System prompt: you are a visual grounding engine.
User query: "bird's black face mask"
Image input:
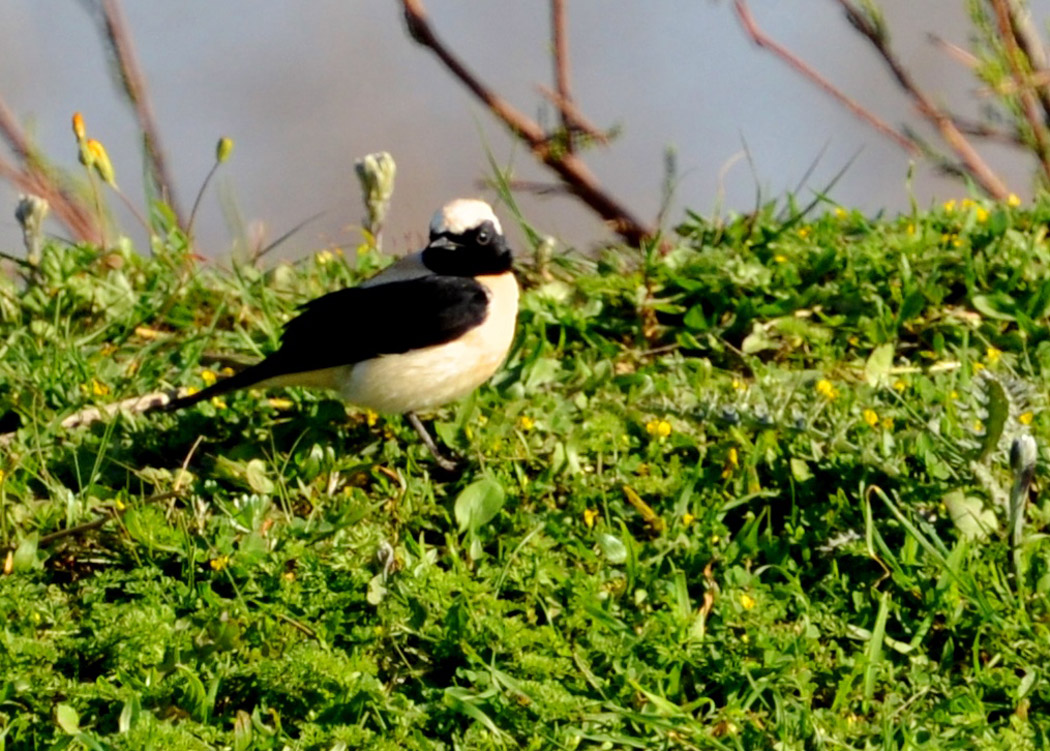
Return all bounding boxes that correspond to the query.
[422,221,513,276]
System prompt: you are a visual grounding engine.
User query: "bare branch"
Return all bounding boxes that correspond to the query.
[400,0,654,247]
[988,0,1050,182]
[550,0,573,151]
[927,33,980,70]
[833,0,1010,199]
[1002,0,1050,122]
[535,84,610,145]
[734,0,919,155]
[99,0,184,226]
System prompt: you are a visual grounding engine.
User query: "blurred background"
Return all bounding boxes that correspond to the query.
[0,1,1046,258]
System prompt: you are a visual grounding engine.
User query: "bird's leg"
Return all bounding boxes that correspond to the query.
[405,411,463,475]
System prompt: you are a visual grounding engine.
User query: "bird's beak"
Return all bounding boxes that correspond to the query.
[426,235,459,251]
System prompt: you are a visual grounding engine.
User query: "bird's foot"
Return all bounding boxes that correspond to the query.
[405,411,467,479]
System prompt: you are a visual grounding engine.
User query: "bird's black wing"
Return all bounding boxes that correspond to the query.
[270,274,489,373]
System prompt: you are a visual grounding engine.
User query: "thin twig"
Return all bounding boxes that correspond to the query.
[535,84,610,145]
[400,0,654,246]
[99,0,184,227]
[36,490,180,547]
[989,0,1050,182]
[833,0,1010,199]
[550,0,573,151]
[948,116,1025,147]
[1002,0,1050,123]
[734,0,918,155]
[927,33,980,70]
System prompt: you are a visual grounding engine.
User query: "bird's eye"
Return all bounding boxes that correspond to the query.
[476,229,491,245]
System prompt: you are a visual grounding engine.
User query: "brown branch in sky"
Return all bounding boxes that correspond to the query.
[988,0,1050,182]
[734,0,919,155]
[833,0,1010,199]
[0,98,101,242]
[535,84,610,145]
[927,34,980,70]
[550,0,574,151]
[400,0,654,247]
[99,0,184,226]
[1002,0,1050,123]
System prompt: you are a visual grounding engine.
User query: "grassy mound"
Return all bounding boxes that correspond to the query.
[2,198,1050,749]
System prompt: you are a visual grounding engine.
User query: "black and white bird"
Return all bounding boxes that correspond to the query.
[165,198,519,472]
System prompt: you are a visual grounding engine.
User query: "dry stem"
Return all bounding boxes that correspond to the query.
[832,0,1009,199]
[733,0,918,155]
[400,0,654,246]
[99,0,184,227]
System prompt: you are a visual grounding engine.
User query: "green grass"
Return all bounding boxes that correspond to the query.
[2,196,1050,749]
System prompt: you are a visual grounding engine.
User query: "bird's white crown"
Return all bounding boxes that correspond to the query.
[430,199,502,237]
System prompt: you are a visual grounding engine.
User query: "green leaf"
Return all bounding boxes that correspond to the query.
[864,343,895,388]
[944,490,998,541]
[598,532,627,564]
[971,293,1016,321]
[454,478,505,534]
[790,457,813,482]
[980,377,1009,460]
[244,458,275,494]
[55,703,79,735]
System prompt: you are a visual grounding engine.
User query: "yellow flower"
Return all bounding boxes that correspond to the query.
[72,111,86,141]
[0,469,5,484]
[985,346,1001,365]
[1020,412,1034,426]
[91,378,110,397]
[815,379,839,400]
[731,377,746,391]
[183,386,200,397]
[1008,193,1022,207]
[220,366,235,377]
[863,408,879,428]
[583,508,598,529]
[682,512,695,527]
[364,408,379,427]
[114,498,126,511]
[210,555,230,571]
[975,206,989,223]
[773,254,788,263]
[906,222,915,235]
[268,397,294,410]
[881,416,894,430]
[316,250,334,264]
[943,199,956,213]
[740,593,756,610]
[210,397,227,410]
[834,207,847,219]
[973,419,985,433]
[722,447,739,479]
[85,138,117,186]
[796,227,810,239]
[201,369,217,386]
[216,136,234,163]
[973,361,986,372]
[645,419,672,438]
[893,380,907,392]
[961,198,975,209]
[710,535,720,544]
[517,415,535,432]
[948,390,959,401]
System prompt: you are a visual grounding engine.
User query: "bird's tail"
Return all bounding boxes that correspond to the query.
[163,361,280,412]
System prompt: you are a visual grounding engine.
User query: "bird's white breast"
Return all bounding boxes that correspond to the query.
[337,271,519,414]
